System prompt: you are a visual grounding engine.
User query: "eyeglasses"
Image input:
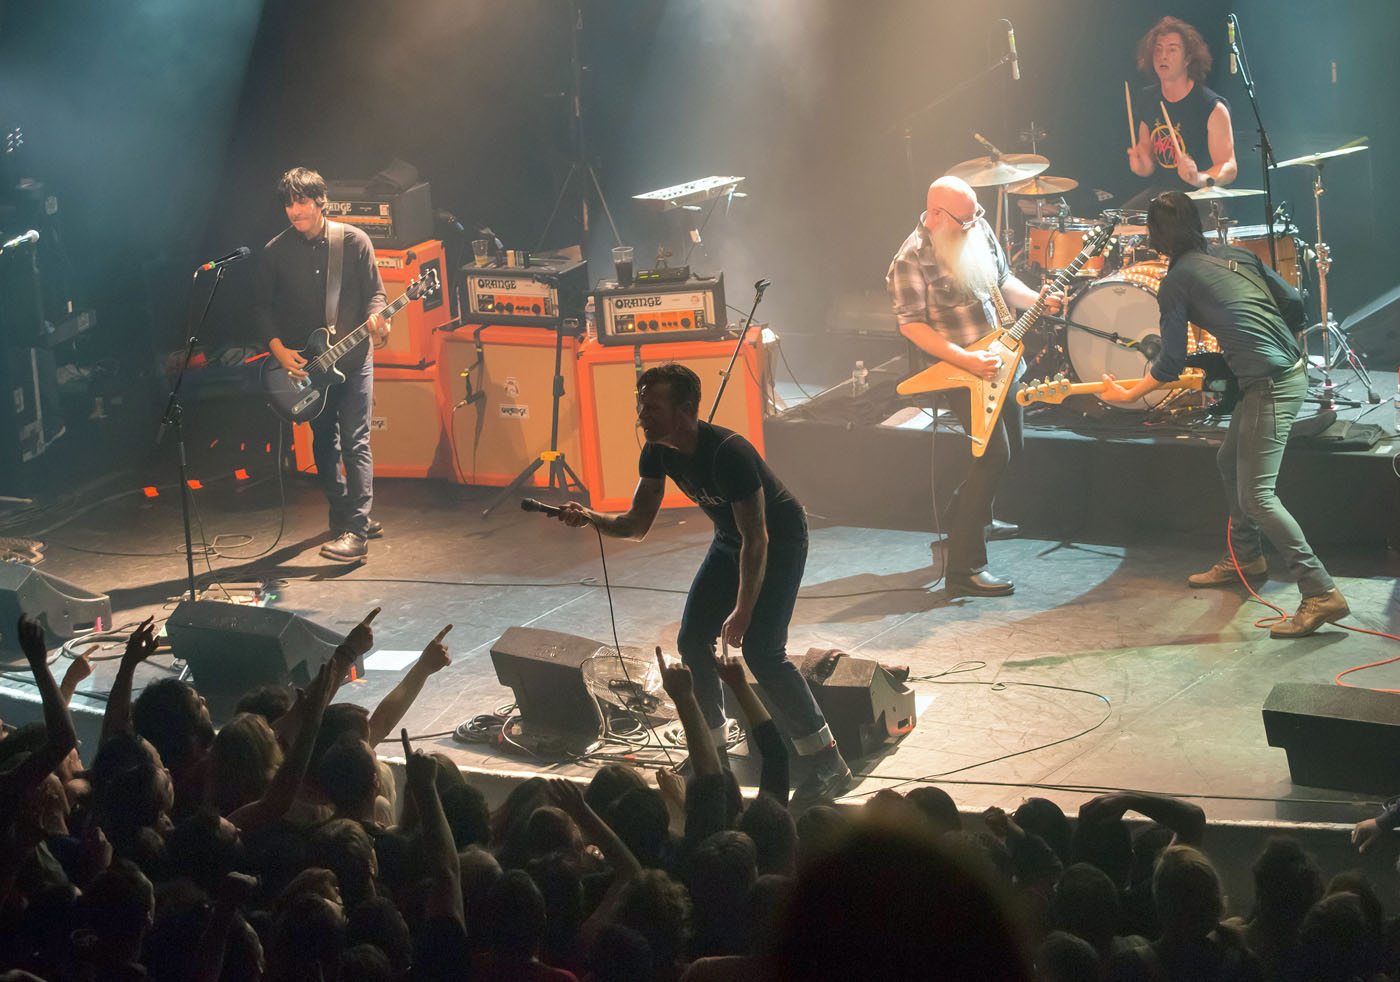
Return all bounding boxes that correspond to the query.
[933,203,985,231]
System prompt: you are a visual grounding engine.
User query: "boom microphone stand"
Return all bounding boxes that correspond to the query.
[158,265,228,603]
[708,279,769,423]
[1227,13,1279,268]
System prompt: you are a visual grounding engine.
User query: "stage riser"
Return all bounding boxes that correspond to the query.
[764,417,1400,547]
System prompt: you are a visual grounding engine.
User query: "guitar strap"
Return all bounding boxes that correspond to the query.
[325,220,346,334]
[1194,252,1275,309]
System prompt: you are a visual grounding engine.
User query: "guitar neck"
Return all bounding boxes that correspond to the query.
[309,291,416,372]
[1017,373,1204,406]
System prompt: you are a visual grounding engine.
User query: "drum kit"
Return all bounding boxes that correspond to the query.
[944,136,1376,413]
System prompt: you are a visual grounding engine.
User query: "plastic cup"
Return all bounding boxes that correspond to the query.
[612,245,634,287]
[472,239,490,267]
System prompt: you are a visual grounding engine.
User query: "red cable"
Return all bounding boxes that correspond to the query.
[1223,517,1400,688]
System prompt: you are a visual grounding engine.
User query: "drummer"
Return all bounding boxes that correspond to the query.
[1125,16,1237,205]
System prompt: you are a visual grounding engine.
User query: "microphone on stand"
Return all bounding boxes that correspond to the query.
[1006,21,1020,81]
[197,246,251,273]
[1228,17,1238,74]
[974,132,1003,158]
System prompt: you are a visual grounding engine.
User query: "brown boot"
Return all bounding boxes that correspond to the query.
[1187,556,1267,587]
[1270,588,1350,639]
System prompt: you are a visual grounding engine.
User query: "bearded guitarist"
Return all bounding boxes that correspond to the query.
[255,167,388,563]
[885,176,1064,597]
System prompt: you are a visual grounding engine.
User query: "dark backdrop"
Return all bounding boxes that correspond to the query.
[2,0,1396,372]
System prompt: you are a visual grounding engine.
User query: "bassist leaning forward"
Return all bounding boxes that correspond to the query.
[255,166,388,564]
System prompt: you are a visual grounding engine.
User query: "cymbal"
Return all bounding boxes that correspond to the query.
[1270,144,1368,170]
[946,153,1049,187]
[1186,186,1266,200]
[1006,175,1079,196]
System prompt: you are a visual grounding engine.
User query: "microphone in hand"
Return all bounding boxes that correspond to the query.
[520,498,562,517]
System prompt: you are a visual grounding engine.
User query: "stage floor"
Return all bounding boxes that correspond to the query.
[4,468,1399,834]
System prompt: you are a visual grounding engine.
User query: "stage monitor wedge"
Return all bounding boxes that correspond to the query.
[0,564,111,655]
[1263,682,1400,793]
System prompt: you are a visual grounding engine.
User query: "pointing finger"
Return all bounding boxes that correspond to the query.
[400,727,412,758]
[434,624,453,643]
[361,607,381,626]
[655,645,666,673]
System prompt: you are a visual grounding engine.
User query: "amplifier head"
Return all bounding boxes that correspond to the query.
[595,274,726,347]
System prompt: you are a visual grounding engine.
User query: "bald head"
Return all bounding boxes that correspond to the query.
[927,176,979,228]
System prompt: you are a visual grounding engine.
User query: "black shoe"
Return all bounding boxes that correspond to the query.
[793,748,854,803]
[320,531,368,563]
[947,570,1014,596]
[986,518,1021,540]
[365,519,383,539]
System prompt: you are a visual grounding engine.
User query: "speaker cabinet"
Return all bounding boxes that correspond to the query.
[796,649,918,761]
[0,565,111,655]
[437,325,583,487]
[372,239,450,368]
[490,625,604,755]
[166,600,359,720]
[1263,682,1400,793]
[574,330,767,511]
[290,364,453,479]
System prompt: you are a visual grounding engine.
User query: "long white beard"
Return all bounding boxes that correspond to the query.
[932,224,998,298]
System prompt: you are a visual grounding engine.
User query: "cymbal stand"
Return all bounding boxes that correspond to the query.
[1299,160,1378,408]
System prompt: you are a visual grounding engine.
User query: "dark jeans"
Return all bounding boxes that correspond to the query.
[676,529,833,756]
[1220,362,1334,597]
[940,369,1024,576]
[310,357,373,537]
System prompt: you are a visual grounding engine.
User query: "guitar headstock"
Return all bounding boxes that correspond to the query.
[406,267,441,301]
[1085,217,1116,257]
[1016,373,1074,406]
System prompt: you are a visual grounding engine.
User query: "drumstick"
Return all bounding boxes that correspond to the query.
[1125,81,1136,147]
[1159,100,1186,159]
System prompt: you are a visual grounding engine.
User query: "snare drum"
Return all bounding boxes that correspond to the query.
[1027,219,1107,277]
[1065,261,1214,409]
[1224,226,1301,286]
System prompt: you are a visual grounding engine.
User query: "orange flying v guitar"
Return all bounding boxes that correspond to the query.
[896,218,1116,456]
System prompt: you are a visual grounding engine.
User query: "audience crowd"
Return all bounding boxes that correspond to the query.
[2,608,1398,981]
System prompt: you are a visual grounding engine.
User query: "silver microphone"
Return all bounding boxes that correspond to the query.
[0,229,39,252]
[1228,18,1237,74]
[1006,22,1020,81]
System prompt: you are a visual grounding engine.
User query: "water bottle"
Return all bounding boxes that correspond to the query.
[851,360,868,396]
[585,295,597,342]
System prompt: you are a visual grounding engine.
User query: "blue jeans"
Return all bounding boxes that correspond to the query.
[310,357,373,537]
[1220,363,1334,597]
[676,528,834,756]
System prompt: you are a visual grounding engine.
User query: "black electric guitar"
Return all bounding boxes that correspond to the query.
[896,218,1116,456]
[261,268,439,423]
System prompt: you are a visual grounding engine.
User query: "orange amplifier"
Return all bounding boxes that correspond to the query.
[595,275,725,346]
[460,258,588,328]
[372,240,450,367]
[289,364,453,480]
[575,329,766,512]
[436,325,583,487]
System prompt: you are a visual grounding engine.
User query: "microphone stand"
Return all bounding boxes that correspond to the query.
[158,264,227,603]
[708,279,769,423]
[1228,14,1278,268]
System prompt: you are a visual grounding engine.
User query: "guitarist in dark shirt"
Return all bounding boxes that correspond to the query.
[255,167,388,563]
[1101,191,1349,638]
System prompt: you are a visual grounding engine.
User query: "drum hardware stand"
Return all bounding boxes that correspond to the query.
[1228,13,1281,267]
[481,317,588,519]
[535,0,622,252]
[1297,160,1379,409]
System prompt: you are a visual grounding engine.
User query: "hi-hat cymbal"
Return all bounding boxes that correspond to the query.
[946,153,1049,187]
[1006,175,1079,196]
[1270,144,1368,170]
[1186,186,1266,200]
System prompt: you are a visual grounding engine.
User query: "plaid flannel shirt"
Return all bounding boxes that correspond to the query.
[885,214,1010,362]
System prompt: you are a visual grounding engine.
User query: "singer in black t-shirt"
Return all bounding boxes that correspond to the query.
[1125,17,1238,203]
[553,363,853,801]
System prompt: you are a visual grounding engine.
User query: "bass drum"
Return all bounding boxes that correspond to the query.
[1064,262,1215,409]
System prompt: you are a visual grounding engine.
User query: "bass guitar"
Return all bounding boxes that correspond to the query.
[896,218,1116,456]
[1017,352,1239,414]
[261,268,439,424]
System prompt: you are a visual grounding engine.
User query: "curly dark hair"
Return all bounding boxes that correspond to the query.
[1136,16,1212,84]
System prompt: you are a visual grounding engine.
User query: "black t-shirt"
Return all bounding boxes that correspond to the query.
[1135,82,1227,192]
[638,422,805,546]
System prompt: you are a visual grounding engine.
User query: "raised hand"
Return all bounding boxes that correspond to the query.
[656,767,685,807]
[344,607,380,658]
[1353,817,1384,854]
[545,778,590,820]
[122,617,158,667]
[402,728,436,789]
[655,646,692,701]
[17,614,49,664]
[716,644,748,692]
[419,625,452,674]
[62,646,97,690]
